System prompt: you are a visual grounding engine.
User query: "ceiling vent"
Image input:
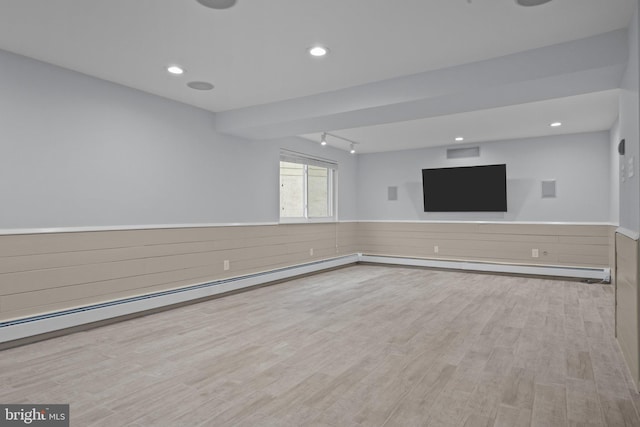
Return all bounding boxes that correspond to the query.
[187,81,214,90]
[516,0,552,6]
[447,147,480,159]
[196,0,237,10]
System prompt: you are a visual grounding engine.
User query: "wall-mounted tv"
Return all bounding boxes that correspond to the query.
[422,164,507,212]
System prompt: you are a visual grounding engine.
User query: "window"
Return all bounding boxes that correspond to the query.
[280,150,337,221]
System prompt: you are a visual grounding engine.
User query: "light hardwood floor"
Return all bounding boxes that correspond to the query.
[1,265,639,426]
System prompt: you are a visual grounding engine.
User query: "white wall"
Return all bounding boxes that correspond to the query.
[618,4,640,232]
[0,39,624,229]
[0,49,357,229]
[357,132,612,223]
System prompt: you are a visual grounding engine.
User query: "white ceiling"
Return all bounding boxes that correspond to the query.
[302,90,621,153]
[0,0,635,152]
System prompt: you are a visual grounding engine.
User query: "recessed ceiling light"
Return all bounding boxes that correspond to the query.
[308,46,329,57]
[516,0,552,6]
[455,137,464,141]
[167,65,184,75]
[196,0,237,9]
[187,81,214,91]
[550,122,562,127]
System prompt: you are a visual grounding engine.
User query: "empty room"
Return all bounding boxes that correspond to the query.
[1,0,640,426]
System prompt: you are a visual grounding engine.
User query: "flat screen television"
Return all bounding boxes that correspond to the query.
[422,164,507,212]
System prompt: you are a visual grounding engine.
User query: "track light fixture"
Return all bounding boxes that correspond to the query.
[320,132,361,154]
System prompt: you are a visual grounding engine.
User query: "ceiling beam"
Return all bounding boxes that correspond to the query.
[215,29,628,140]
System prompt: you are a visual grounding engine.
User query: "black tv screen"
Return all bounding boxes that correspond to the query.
[422,164,507,212]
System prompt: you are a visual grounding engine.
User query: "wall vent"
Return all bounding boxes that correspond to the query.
[447,146,480,159]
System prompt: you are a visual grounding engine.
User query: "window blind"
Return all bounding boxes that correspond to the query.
[280,149,338,170]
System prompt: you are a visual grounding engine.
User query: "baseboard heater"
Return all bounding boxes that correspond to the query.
[0,254,359,344]
[358,254,611,282]
[0,253,610,345]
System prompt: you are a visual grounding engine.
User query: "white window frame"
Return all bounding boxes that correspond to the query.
[279,150,338,223]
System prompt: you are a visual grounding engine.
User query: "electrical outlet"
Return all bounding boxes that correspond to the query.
[434,245,439,254]
[223,260,230,271]
[532,249,539,258]
[310,248,314,256]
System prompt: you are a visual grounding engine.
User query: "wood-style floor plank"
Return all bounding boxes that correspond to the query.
[1,265,638,426]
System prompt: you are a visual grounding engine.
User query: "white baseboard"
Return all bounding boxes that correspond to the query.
[358,254,611,282]
[0,254,358,344]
